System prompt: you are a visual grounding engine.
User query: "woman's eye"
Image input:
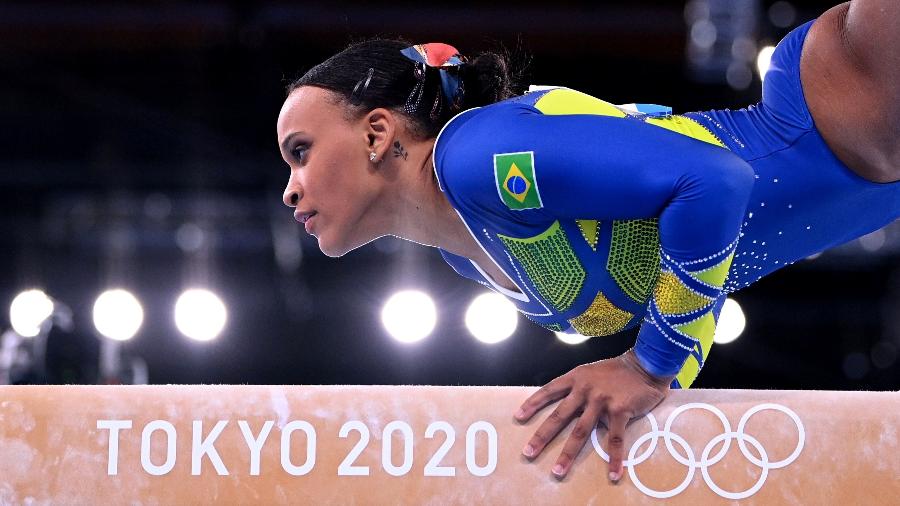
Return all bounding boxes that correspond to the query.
[292,145,308,162]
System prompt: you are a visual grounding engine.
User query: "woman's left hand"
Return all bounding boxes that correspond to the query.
[513,348,673,482]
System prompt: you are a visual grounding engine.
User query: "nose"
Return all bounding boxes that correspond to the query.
[282,177,302,208]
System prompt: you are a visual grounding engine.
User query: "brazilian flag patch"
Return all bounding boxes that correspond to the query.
[494,151,542,210]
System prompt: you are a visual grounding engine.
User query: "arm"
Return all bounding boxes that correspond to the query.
[536,112,752,388]
[445,104,755,387]
[487,101,755,482]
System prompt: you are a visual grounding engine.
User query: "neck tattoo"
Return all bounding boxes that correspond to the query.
[393,140,409,161]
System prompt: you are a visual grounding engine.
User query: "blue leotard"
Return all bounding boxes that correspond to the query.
[432,19,900,388]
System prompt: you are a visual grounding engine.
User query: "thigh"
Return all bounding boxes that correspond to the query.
[801,2,900,182]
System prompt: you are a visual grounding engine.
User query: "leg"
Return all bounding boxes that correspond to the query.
[801,1,900,182]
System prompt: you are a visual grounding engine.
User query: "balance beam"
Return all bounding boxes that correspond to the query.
[0,386,897,504]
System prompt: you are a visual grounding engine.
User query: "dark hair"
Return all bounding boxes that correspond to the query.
[287,37,530,140]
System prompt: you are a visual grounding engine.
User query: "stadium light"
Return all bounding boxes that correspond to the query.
[174,288,227,342]
[9,289,54,338]
[714,298,746,344]
[93,289,144,341]
[464,292,518,344]
[381,290,436,343]
[756,45,776,82]
[555,330,592,346]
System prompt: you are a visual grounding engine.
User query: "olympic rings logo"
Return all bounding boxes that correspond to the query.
[590,403,805,500]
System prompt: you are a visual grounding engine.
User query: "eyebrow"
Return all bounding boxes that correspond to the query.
[279,131,307,155]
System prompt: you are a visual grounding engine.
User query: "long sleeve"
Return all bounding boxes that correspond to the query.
[439,101,756,388]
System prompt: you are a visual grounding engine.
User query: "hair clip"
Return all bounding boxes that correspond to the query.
[349,67,375,106]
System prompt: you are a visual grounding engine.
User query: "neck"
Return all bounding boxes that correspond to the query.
[384,138,478,259]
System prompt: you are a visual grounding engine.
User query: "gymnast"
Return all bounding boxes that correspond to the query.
[276,1,899,483]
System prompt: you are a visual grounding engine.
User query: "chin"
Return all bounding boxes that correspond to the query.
[317,230,377,258]
[317,239,349,258]
[316,231,354,258]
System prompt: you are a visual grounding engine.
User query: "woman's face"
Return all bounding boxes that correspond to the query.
[277,86,388,257]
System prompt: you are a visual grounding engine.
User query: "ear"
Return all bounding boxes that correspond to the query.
[362,108,396,161]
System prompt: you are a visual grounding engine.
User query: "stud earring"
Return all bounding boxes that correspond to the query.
[369,152,377,162]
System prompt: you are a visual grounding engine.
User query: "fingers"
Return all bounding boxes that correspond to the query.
[521,395,582,463]
[549,400,602,479]
[514,373,573,423]
[606,409,630,482]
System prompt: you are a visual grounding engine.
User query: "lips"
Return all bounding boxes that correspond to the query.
[294,210,317,224]
[293,210,318,235]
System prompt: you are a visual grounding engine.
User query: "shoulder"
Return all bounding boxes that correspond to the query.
[433,86,637,176]
[432,87,628,196]
[432,100,541,207]
[431,87,674,216]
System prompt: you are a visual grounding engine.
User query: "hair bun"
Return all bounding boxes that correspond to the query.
[458,51,517,109]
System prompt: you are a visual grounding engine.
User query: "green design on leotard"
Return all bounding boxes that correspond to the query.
[498,220,585,312]
[607,219,661,303]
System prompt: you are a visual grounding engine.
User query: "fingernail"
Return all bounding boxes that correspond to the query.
[523,445,534,457]
[609,471,620,482]
[515,408,525,419]
[552,464,564,476]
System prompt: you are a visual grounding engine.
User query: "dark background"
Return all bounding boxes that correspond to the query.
[1,0,897,389]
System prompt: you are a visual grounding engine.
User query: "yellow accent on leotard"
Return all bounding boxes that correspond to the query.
[644,116,726,148]
[689,251,735,288]
[673,312,716,388]
[653,271,713,315]
[532,88,726,148]
[575,219,599,250]
[533,88,628,118]
[567,291,634,336]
